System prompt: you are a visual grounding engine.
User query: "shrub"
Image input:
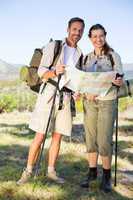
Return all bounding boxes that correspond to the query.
[119,96,133,112]
[0,94,18,113]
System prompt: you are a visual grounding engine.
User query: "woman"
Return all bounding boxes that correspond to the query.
[80,24,123,192]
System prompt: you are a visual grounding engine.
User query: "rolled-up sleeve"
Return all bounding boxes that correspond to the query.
[38,41,55,78]
[112,52,123,74]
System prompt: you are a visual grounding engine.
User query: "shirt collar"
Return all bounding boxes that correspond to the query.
[91,51,106,59]
[62,38,82,56]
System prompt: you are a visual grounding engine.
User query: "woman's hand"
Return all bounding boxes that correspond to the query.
[55,64,66,76]
[112,77,123,87]
[86,93,98,101]
[73,92,81,101]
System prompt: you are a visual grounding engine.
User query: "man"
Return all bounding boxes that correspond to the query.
[17,17,85,185]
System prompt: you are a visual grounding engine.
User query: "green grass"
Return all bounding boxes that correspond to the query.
[0,112,133,200]
[0,79,133,199]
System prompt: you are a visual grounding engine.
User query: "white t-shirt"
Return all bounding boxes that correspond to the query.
[64,45,77,66]
[58,45,77,89]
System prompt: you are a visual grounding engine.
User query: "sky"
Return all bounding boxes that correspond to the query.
[0,0,133,65]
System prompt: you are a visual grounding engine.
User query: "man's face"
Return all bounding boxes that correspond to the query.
[67,21,84,44]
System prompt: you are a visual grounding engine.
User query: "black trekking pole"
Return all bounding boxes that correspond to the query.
[114,86,119,187]
[33,74,61,189]
[114,73,124,187]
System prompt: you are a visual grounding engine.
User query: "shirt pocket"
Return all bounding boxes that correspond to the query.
[100,59,113,72]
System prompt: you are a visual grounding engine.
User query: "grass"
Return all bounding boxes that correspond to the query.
[0,112,133,200]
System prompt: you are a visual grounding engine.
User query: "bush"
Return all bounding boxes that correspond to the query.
[119,96,133,112]
[0,94,18,113]
[16,91,37,111]
[0,85,37,113]
[0,92,37,113]
[75,98,83,113]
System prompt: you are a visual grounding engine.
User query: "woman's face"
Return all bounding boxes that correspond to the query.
[90,29,106,49]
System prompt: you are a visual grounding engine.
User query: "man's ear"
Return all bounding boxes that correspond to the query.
[67,27,69,33]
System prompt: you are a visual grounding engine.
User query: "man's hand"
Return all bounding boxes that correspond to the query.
[55,64,66,76]
[112,77,123,87]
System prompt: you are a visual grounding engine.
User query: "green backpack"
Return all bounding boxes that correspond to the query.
[20,40,62,93]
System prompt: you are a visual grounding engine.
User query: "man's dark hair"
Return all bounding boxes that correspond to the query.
[68,17,85,28]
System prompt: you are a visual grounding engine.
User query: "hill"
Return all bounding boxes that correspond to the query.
[0,59,21,80]
[0,58,132,80]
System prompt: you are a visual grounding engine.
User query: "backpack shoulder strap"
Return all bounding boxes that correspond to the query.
[49,40,62,69]
[76,53,83,69]
[84,55,88,65]
[79,53,83,69]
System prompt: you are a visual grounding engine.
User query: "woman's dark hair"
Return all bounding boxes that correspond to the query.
[88,24,114,55]
[68,17,85,28]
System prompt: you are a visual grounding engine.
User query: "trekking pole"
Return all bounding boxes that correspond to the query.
[114,86,119,187]
[114,73,124,187]
[33,74,61,187]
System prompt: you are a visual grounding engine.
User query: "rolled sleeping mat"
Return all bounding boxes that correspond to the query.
[118,79,133,98]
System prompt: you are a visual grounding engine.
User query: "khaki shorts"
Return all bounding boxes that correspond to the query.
[83,99,117,156]
[29,83,72,136]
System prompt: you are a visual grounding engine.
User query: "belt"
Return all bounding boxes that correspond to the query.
[41,78,76,117]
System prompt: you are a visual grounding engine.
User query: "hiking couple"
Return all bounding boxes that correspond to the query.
[17,17,123,193]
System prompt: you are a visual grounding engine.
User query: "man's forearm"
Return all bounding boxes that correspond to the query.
[42,70,56,80]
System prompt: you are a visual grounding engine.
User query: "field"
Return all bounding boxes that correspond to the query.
[0,110,133,200]
[0,80,133,200]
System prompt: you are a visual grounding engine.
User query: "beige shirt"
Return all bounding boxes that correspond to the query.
[83,51,123,100]
[38,38,82,80]
[37,38,82,101]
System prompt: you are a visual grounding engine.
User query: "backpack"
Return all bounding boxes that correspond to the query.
[20,40,62,93]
